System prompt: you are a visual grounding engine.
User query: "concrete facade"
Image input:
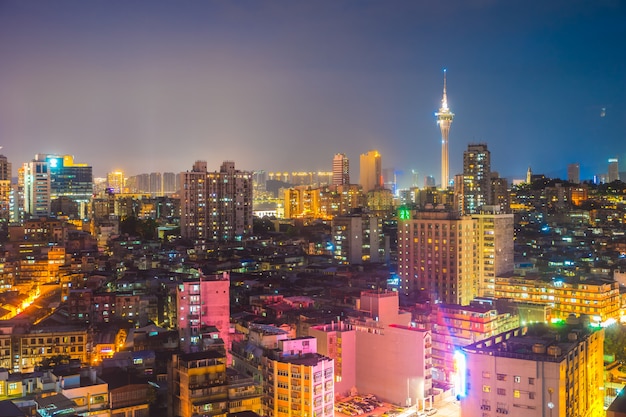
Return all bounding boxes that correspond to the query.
[461,324,604,417]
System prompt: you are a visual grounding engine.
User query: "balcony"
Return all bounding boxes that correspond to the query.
[189,379,225,390]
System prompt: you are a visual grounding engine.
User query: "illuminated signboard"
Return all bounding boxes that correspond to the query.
[453,350,467,398]
[399,207,411,220]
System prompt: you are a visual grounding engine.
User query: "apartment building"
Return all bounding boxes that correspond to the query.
[262,337,334,417]
[460,321,604,417]
[494,275,620,325]
[169,349,229,417]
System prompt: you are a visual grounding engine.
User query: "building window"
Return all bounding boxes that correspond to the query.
[529,392,535,400]
[497,388,506,396]
[496,374,506,381]
[482,371,491,378]
[513,390,520,398]
[483,385,491,393]
[529,378,535,385]
[514,375,521,383]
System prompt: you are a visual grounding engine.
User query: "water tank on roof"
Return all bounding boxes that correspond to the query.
[580,315,591,327]
[532,343,546,354]
[566,314,579,325]
[547,345,562,357]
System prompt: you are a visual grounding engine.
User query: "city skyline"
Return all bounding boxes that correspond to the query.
[1,1,625,182]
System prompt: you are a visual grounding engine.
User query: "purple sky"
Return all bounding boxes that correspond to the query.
[1,0,625,185]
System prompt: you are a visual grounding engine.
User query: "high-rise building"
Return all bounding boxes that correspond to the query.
[169,349,229,417]
[252,170,267,192]
[436,69,454,189]
[180,160,253,242]
[176,272,231,353]
[424,175,436,188]
[399,204,513,300]
[567,163,580,184]
[262,337,335,417]
[462,144,491,214]
[285,171,333,187]
[22,154,93,219]
[459,323,604,417]
[282,184,365,220]
[366,187,395,218]
[106,171,125,194]
[411,170,419,188]
[608,158,620,182]
[472,207,514,297]
[382,168,396,193]
[489,173,510,213]
[331,213,384,264]
[359,150,382,193]
[21,159,51,218]
[162,172,177,194]
[332,153,350,185]
[397,208,477,305]
[12,166,24,223]
[47,154,93,219]
[149,172,162,195]
[0,155,11,225]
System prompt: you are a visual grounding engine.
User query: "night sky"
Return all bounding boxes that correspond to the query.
[1,1,625,185]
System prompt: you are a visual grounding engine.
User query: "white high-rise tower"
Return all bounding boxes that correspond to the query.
[436,69,454,189]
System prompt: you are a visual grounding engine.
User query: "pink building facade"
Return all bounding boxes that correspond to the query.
[177,272,230,354]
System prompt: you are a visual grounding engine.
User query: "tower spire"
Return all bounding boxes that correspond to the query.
[442,68,448,110]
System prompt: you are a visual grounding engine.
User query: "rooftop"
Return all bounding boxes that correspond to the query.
[463,323,598,363]
[177,349,226,363]
[272,352,331,367]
